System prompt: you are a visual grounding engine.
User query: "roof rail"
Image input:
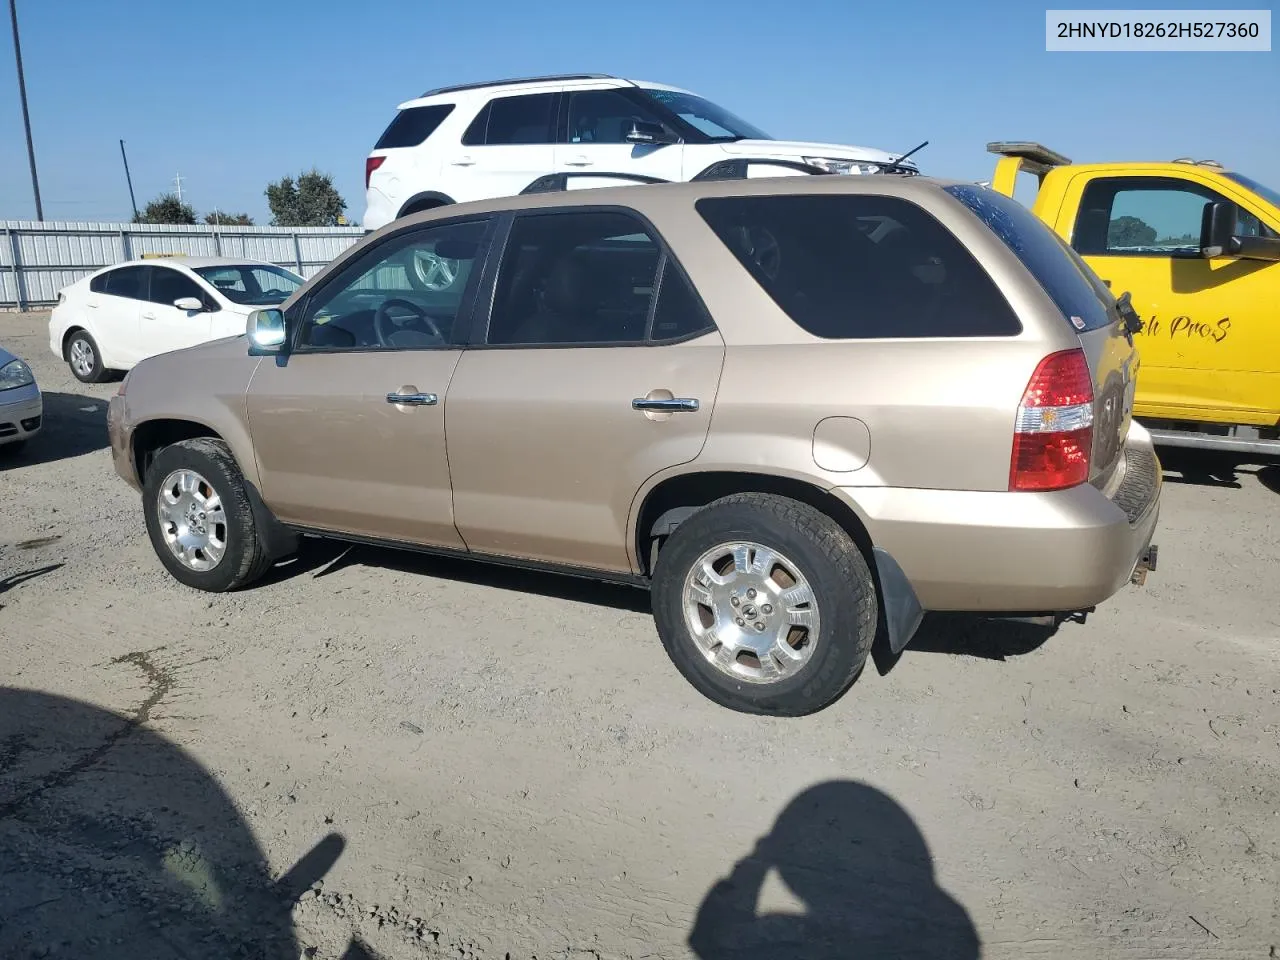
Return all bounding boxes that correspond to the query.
[419,73,618,98]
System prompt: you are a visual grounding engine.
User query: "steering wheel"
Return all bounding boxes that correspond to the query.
[373,298,443,347]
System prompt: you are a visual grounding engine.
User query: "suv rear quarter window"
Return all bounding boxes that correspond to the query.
[697,193,1021,339]
[945,184,1113,333]
[375,104,455,149]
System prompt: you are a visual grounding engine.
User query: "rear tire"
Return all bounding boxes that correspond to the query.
[142,438,273,592]
[66,330,108,383]
[651,493,878,716]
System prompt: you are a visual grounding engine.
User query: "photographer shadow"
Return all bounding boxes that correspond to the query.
[689,780,979,960]
[0,684,366,959]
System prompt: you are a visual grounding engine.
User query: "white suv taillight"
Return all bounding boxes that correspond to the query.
[1010,348,1094,491]
[365,156,386,189]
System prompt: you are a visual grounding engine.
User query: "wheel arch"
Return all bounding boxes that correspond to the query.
[397,191,456,218]
[632,469,924,656]
[131,416,297,560]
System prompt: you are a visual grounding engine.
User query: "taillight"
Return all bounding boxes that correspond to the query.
[365,155,386,189]
[1010,348,1094,491]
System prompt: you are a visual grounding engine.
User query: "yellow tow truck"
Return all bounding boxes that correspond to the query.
[988,142,1280,454]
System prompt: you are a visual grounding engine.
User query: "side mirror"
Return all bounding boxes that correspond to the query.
[174,296,204,312]
[625,120,677,145]
[247,308,286,355]
[1200,201,1237,258]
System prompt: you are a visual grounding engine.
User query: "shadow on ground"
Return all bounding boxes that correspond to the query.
[0,563,64,610]
[289,537,652,613]
[689,780,979,960]
[1,392,110,468]
[1158,448,1280,494]
[0,684,377,959]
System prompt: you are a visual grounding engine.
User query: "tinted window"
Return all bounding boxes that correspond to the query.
[698,193,1021,339]
[488,211,703,346]
[296,219,491,352]
[146,266,206,306]
[374,104,455,149]
[651,261,712,340]
[566,90,667,145]
[101,265,148,300]
[462,93,557,146]
[944,184,1113,333]
[194,264,303,305]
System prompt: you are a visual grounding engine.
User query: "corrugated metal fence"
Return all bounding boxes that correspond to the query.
[0,220,366,308]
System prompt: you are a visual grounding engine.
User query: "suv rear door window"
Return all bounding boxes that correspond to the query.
[697,193,1021,339]
[486,210,711,346]
[375,104,455,149]
[944,184,1113,332]
[462,93,558,147]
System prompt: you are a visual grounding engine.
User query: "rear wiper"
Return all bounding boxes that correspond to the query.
[881,140,929,174]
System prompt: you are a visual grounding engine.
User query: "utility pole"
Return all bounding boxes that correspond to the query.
[119,139,138,221]
[173,172,184,204]
[7,0,43,220]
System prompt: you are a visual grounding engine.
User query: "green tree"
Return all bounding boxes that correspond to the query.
[1107,215,1156,248]
[265,169,347,227]
[134,193,197,225]
[204,211,254,226]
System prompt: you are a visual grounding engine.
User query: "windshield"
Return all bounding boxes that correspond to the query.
[1226,172,1280,210]
[195,264,303,306]
[640,89,772,142]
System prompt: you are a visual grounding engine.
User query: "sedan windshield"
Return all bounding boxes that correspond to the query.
[640,89,772,142]
[195,264,303,306]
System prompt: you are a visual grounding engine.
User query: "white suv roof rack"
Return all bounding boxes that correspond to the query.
[419,74,621,98]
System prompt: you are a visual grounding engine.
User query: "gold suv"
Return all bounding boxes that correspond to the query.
[107,176,1161,715]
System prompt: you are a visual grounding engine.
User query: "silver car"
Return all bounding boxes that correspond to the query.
[0,345,42,452]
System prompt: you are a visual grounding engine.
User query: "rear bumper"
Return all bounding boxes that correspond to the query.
[835,430,1162,612]
[0,385,43,445]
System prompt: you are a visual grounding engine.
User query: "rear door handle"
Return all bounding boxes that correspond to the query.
[632,397,699,412]
[565,156,593,167]
[386,391,438,406]
[451,155,475,166]
[141,312,156,320]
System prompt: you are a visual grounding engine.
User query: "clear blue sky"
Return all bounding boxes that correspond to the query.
[1,0,1276,224]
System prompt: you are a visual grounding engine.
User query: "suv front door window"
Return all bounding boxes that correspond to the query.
[1069,175,1278,420]
[447,91,560,202]
[445,209,723,570]
[246,217,494,548]
[554,90,686,190]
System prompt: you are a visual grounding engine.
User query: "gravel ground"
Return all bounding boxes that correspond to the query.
[2,309,1278,960]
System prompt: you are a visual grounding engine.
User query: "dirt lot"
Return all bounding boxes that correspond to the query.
[2,308,1278,959]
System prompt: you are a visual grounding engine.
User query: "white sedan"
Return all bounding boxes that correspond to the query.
[48,257,304,383]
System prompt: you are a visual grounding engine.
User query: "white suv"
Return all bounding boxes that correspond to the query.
[362,73,918,230]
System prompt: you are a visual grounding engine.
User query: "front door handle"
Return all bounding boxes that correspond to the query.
[632,397,699,412]
[141,312,156,320]
[386,391,438,406]
[565,156,593,167]
[451,155,475,166]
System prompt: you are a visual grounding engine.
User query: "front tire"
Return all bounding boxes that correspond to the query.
[142,438,272,592]
[652,493,878,716]
[66,330,108,383]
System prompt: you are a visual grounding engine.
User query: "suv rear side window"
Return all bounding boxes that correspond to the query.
[375,104,455,149]
[945,184,1112,333]
[486,210,712,346]
[462,93,558,146]
[697,193,1021,339]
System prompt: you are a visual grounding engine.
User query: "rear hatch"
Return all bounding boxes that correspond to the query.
[944,185,1137,487]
